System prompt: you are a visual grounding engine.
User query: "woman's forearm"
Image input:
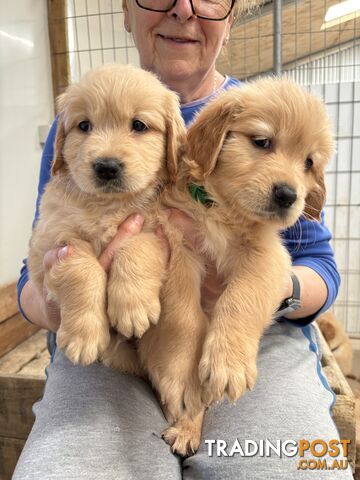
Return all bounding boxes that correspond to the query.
[20,280,59,331]
[284,266,328,320]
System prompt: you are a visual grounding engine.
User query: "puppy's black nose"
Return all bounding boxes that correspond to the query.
[272,184,297,209]
[93,158,123,181]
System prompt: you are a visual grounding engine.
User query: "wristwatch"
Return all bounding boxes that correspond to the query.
[275,273,301,318]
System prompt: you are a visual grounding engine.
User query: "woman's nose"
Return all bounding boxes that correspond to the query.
[167,0,196,22]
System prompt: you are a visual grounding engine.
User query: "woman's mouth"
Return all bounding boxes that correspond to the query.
[158,34,198,45]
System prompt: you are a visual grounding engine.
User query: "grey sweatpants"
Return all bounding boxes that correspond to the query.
[13,322,353,480]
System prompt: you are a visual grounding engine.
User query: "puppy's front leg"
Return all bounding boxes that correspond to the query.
[199,287,259,406]
[199,250,290,405]
[107,232,166,338]
[46,239,109,365]
[139,245,207,427]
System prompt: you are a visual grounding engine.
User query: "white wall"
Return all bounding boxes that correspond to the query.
[0,0,54,285]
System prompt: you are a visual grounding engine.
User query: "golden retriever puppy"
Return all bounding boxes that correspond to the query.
[28,64,207,455]
[317,311,353,376]
[28,64,185,367]
[160,77,335,455]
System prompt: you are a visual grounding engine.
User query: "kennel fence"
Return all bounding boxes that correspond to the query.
[47,0,360,338]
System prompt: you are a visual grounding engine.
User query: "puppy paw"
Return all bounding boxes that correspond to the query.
[199,332,257,405]
[162,419,201,457]
[107,287,161,338]
[57,316,110,365]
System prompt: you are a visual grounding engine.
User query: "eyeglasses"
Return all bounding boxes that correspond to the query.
[135,0,235,21]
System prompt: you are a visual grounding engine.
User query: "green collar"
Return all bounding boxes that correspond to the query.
[188,183,214,207]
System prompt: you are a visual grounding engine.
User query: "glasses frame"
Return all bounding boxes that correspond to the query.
[135,0,235,21]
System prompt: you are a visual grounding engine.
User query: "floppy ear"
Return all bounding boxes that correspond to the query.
[187,95,237,181]
[51,92,69,176]
[303,173,326,221]
[166,101,187,183]
[51,117,66,176]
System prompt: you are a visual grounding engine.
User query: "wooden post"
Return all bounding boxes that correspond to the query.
[316,324,357,473]
[0,375,45,480]
[47,0,70,108]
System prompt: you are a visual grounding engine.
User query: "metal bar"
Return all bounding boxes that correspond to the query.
[273,0,282,75]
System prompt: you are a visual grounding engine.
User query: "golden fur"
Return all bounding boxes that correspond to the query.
[28,63,187,368]
[28,64,206,456]
[28,70,335,458]
[160,78,335,455]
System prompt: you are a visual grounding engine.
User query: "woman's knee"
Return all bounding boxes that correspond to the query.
[14,350,181,480]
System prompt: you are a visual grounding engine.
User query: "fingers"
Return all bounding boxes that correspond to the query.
[165,208,201,251]
[42,214,144,275]
[42,291,61,332]
[42,248,71,332]
[39,214,144,332]
[99,213,144,272]
[43,245,74,271]
[155,226,171,264]
[166,208,226,307]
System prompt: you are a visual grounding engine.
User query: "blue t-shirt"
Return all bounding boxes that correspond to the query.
[17,75,340,327]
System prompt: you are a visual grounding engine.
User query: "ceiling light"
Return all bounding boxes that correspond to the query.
[321,0,360,30]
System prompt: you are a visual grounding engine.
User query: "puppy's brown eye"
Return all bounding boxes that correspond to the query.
[78,121,92,133]
[132,119,148,132]
[305,158,313,170]
[252,137,271,149]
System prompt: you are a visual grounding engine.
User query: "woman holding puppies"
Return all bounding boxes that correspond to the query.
[15,0,350,479]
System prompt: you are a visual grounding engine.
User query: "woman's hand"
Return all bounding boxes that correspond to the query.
[166,208,225,311]
[41,245,72,332]
[20,213,171,332]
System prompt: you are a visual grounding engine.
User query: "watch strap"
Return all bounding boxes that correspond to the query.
[275,273,301,318]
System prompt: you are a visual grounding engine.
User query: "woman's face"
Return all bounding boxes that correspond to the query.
[123,0,233,86]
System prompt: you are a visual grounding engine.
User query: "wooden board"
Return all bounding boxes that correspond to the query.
[0,374,45,439]
[319,327,354,398]
[0,313,39,358]
[0,331,48,376]
[0,436,26,480]
[18,349,50,377]
[0,283,18,324]
[316,325,357,471]
[0,332,47,479]
[332,394,357,472]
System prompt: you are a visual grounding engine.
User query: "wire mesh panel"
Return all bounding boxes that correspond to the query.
[65,0,139,83]
[283,80,360,339]
[48,0,360,337]
[281,1,360,338]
